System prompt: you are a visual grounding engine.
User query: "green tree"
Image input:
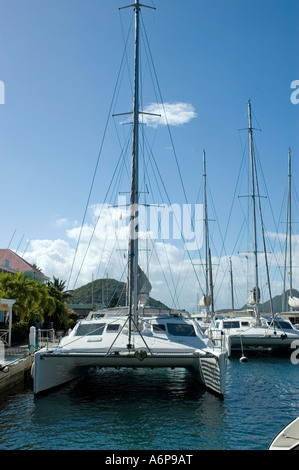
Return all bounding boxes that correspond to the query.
[45,276,76,331]
[0,272,55,323]
[47,277,72,302]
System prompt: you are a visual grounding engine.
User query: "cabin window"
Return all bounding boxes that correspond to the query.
[153,324,166,332]
[167,323,196,337]
[271,320,293,330]
[75,323,105,336]
[106,324,120,332]
[223,321,240,329]
[241,322,250,327]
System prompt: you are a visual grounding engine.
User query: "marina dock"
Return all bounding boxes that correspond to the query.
[0,345,34,393]
[0,337,59,393]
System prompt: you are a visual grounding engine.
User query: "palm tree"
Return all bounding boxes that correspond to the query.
[46,277,75,330]
[0,272,56,322]
[47,277,72,302]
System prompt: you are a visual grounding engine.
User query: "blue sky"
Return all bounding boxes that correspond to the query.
[0,0,298,310]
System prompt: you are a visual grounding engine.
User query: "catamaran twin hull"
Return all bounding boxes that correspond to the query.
[213,332,299,357]
[228,334,298,353]
[33,311,227,397]
[33,347,227,397]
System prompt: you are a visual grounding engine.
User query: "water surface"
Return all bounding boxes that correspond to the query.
[1,357,298,450]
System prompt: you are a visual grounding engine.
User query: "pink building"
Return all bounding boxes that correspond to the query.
[0,249,49,282]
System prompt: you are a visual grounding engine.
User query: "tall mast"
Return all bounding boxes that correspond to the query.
[122,1,154,347]
[208,248,214,316]
[202,150,214,320]
[248,99,260,324]
[288,148,293,300]
[203,150,209,321]
[127,0,140,346]
[283,148,292,311]
[229,257,235,312]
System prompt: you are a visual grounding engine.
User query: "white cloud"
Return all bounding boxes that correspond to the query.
[23,205,298,312]
[25,239,74,280]
[139,102,197,128]
[53,217,69,228]
[22,204,200,308]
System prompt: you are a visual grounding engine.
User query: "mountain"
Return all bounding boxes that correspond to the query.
[258,289,299,314]
[216,289,299,315]
[69,278,168,309]
[237,289,299,314]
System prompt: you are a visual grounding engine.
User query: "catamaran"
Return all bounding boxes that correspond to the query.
[33,1,227,397]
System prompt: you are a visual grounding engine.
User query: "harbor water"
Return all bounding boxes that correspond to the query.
[0,355,299,450]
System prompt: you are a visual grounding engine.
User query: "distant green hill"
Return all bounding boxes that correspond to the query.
[69,278,168,309]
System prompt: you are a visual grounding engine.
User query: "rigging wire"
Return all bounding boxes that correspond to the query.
[141,15,205,299]
[72,131,132,289]
[140,131,181,307]
[69,5,205,310]
[67,17,133,290]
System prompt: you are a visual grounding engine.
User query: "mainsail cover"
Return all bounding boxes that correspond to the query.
[288,296,299,309]
[247,293,256,306]
[137,266,152,308]
[126,265,152,308]
[199,295,211,308]
[137,266,152,294]
[247,287,260,306]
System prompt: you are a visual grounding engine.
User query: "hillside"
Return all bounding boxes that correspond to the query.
[69,278,168,309]
[258,289,299,314]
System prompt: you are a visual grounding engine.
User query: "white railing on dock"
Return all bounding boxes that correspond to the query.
[37,329,56,347]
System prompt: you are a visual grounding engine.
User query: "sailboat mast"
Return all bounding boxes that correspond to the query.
[203,150,210,320]
[288,147,293,301]
[248,99,260,323]
[283,147,292,311]
[208,248,215,315]
[127,0,140,344]
[229,257,235,312]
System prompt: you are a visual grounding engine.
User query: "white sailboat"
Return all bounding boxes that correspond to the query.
[280,148,299,326]
[207,101,299,355]
[210,315,299,357]
[33,1,227,397]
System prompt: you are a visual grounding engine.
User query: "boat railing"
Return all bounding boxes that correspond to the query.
[207,328,230,352]
[0,329,9,345]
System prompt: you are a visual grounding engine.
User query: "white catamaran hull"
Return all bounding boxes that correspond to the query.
[229,333,297,349]
[33,314,227,397]
[209,317,299,355]
[33,347,226,397]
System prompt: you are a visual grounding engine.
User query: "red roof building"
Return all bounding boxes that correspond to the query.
[0,249,49,282]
